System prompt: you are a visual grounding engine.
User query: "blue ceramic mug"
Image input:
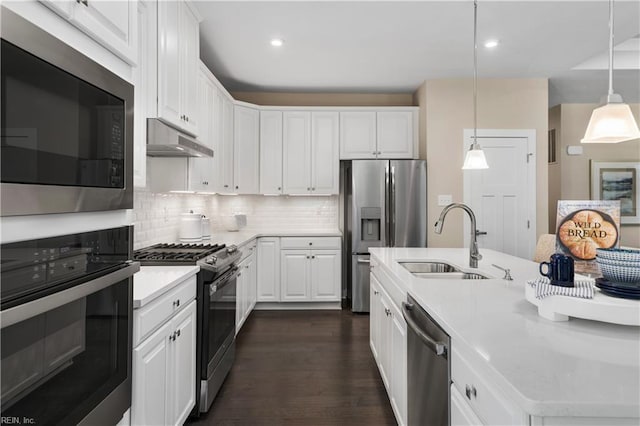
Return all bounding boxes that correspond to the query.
[539,254,575,287]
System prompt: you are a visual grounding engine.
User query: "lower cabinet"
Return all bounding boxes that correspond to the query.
[132,299,196,426]
[281,249,340,301]
[236,241,257,334]
[256,237,280,301]
[370,272,407,426]
[451,384,484,426]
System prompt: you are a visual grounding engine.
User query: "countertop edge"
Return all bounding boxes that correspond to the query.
[133,265,200,309]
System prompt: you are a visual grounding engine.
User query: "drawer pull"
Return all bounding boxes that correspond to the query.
[465,385,477,399]
[173,299,180,308]
[176,329,181,338]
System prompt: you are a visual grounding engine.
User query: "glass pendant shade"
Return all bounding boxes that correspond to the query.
[462,145,489,169]
[581,101,640,143]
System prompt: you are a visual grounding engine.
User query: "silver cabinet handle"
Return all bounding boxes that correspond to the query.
[372,152,376,155]
[176,329,181,337]
[307,187,310,191]
[465,385,477,399]
[311,255,315,259]
[401,302,447,357]
[312,187,315,191]
[278,187,281,190]
[475,230,488,236]
[309,242,312,246]
[373,290,379,295]
[224,184,229,188]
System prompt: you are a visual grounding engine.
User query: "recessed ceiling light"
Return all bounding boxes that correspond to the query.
[270,38,284,47]
[484,40,499,48]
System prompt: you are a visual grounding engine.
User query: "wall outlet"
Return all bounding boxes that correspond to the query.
[438,195,453,206]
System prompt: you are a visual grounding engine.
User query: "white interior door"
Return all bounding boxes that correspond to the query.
[463,129,536,259]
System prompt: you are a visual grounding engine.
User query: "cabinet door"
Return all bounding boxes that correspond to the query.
[390,301,408,426]
[310,250,340,301]
[339,111,377,159]
[157,0,182,130]
[235,259,247,334]
[259,111,283,194]
[257,238,281,302]
[369,275,381,360]
[221,97,235,192]
[39,0,75,19]
[71,0,137,64]
[233,106,260,194]
[211,88,226,192]
[311,112,339,194]
[132,321,171,426]
[280,250,310,301]
[376,111,414,159]
[170,301,197,426]
[378,291,392,390]
[246,252,257,313]
[451,384,483,426]
[189,68,214,191]
[179,1,199,136]
[282,111,311,194]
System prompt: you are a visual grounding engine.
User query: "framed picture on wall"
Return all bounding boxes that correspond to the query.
[590,161,640,224]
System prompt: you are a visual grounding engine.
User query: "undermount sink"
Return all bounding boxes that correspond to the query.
[399,261,490,280]
[400,261,461,273]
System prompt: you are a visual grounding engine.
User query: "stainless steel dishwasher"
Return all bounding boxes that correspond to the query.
[402,295,450,426]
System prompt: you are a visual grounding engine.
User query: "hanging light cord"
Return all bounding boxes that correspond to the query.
[608,0,614,96]
[473,0,478,147]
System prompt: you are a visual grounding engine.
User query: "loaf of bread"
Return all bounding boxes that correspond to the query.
[558,210,617,260]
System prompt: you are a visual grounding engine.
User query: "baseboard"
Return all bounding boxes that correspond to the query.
[254,301,342,310]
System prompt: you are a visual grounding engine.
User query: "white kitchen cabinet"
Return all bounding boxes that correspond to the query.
[370,268,407,426]
[236,241,257,334]
[451,384,484,426]
[188,63,216,192]
[376,111,415,159]
[233,105,260,194]
[340,109,417,159]
[219,97,235,192]
[257,237,280,301]
[282,111,339,195]
[280,237,341,302]
[40,0,138,64]
[339,111,377,159]
[132,300,196,426]
[157,0,200,136]
[310,250,341,300]
[259,111,283,194]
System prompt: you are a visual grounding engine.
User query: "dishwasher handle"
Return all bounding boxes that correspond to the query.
[402,302,448,358]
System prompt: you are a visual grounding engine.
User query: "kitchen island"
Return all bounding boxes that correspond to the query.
[369,247,640,425]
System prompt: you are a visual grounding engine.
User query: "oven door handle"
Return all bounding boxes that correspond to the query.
[208,266,239,296]
[1,262,140,329]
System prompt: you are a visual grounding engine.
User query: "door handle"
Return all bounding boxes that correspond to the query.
[475,230,488,236]
[401,302,447,358]
[356,259,370,264]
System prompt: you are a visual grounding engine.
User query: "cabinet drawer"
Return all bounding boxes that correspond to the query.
[238,239,257,263]
[451,349,525,426]
[280,237,341,249]
[134,275,197,346]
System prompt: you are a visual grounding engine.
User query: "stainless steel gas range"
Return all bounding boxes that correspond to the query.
[133,243,241,416]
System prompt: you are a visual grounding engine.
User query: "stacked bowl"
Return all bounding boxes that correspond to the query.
[595,248,640,299]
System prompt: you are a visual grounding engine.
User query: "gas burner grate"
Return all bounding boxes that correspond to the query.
[133,242,227,264]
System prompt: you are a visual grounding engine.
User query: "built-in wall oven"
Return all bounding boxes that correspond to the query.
[0,7,133,216]
[0,226,139,425]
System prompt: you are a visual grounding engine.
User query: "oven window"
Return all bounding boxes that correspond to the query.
[0,279,130,425]
[208,276,236,362]
[0,39,125,188]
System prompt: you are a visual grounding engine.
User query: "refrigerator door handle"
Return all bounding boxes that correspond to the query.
[390,164,396,247]
[384,162,390,246]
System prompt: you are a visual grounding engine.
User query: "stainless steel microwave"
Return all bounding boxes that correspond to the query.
[0,7,134,216]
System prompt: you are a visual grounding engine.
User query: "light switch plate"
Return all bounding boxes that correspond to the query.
[567,145,583,156]
[438,195,453,206]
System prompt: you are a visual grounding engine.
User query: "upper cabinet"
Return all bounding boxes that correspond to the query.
[340,109,418,160]
[157,0,200,136]
[189,63,217,192]
[40,0,138,65]
[283,111,339,195]
[259,111,284,194]
[233,105,260,194]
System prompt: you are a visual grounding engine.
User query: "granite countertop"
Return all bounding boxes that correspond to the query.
[133,265,199,308]
[369,247,640,419]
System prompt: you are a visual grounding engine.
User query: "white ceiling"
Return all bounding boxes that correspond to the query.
[196,1,640,106]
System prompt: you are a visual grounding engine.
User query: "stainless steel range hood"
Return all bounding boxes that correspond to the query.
[146,118,213,157]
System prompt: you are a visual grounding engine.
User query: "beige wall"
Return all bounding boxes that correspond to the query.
[548,105,562,233]
[231,91,413,106]
[412,82,427,160]
[416,78,549,248]
[554,103,640,247]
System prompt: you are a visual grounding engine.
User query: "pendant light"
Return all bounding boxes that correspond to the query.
[581,0,640,143]
[462,0,489,169]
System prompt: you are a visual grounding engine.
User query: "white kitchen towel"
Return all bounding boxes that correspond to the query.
[527,277,594,300]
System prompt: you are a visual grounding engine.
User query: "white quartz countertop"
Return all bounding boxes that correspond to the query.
[133,265,199,309]
[369,247,640,418]
[209,229,342,247]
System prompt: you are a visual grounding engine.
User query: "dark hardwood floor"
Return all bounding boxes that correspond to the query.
[187,310,397,426]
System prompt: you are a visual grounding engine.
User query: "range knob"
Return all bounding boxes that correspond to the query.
[227,246,237,254]
[207,255,217,264]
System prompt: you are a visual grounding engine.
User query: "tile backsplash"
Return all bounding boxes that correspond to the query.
[133,188,339,249]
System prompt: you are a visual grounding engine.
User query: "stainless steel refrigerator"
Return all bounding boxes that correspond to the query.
[342,160,427,312]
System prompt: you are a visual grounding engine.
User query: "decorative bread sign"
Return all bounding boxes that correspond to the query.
[556,201,621,262]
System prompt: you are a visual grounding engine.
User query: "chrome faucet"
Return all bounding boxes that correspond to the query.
[434,203,482,268]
